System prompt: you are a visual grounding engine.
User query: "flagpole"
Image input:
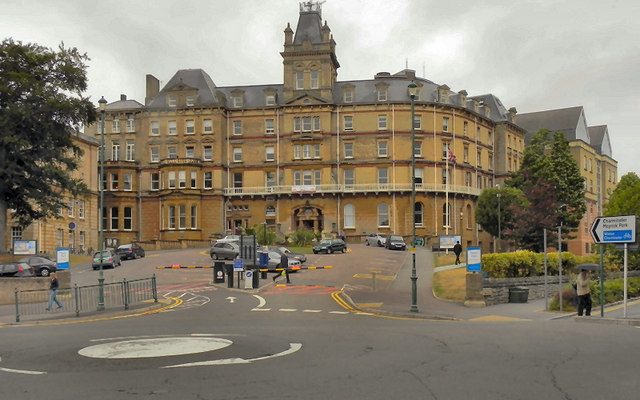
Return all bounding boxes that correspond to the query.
[445,144,449,236]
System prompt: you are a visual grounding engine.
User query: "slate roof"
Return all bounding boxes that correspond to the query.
[588,125,613,157]
[293,9,323,45]
[515,106,585,144]
[146,69,219,109]
[105,99,143,111]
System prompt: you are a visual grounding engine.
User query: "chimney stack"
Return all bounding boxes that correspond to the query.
[145,74,160,106]
[120,94,127,101]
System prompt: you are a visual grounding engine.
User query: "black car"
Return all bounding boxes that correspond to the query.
[116,243,146,260]
[313,239,347,254]
[0,262,35,277]
[385,235,407,251]
[18,256,57,277]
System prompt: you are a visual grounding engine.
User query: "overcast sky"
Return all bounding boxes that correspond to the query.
[2,0,638,175]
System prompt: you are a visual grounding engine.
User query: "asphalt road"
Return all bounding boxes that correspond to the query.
[2,245,639,399]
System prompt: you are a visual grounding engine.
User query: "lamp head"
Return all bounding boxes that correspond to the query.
[98,96,107,112]
[407,81,418,99]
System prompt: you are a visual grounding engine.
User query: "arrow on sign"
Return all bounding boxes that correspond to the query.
[591,218,601,243]
[226,297,236,303]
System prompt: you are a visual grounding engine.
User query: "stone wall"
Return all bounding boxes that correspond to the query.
[482,270,640,306]
[0,270,71,305]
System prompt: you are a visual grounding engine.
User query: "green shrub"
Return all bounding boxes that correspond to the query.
[549,277,640,311]
[290,229,315,246]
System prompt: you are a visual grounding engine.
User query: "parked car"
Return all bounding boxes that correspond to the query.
[365,233,387,247]
[385,235,407,251]
[267,246,307,264]
[18,256,57,277]
[210,242,240,260]
[116,243,145,260]
[313,239,347,254]
[0,262,35,277]
[215,235,241,244]
[92,249,121,270]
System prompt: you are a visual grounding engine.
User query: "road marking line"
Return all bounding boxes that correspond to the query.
[469,315,532,322]
[329,311,350,314]
[302,310,322,313]
[163,343,302,368]
[353,273,395,280]
[0,356,46,375]
[251,308,271,311]
[253,294,267,309]
[357,303,383,308]
[279,308,297,312]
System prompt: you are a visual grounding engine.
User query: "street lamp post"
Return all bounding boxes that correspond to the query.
[97,96,107,311]
[408,82,419,313]
[497,188,501,252]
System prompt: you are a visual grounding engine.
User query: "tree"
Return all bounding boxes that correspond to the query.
[604,172,640,270]
[505,177,559,252]
[0,38,96,252]
[476,186,527,239]
[508,129,586,237]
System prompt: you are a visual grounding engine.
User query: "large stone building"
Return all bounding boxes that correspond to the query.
[516,106,617,254]
[84,2,535,253]
[3,132,100,254]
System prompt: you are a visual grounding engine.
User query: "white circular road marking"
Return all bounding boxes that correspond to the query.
[78,337,232,359]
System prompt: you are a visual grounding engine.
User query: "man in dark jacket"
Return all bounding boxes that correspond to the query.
[46,272,63,311]
[273,253,291,284]
[453,241,463,265]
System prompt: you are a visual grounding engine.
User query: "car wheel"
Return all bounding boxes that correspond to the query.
[40,268,50,277]
[313,251,318,254]
[327,248,333,254]
[212,253,218,260]
[342,248,347,253]
[366,241,370,246]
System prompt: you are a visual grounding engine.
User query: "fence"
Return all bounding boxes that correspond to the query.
[14,276,157,322]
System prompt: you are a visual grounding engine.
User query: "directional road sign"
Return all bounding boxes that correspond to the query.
[590,215,636,244]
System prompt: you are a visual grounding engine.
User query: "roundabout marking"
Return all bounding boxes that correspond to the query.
[163,342,302,368]
[78,337,232,359]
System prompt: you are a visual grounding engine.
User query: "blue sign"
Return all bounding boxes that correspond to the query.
[591,216,636,244]
[466,247,482,272]
[56,247,70,270]
[233,258,244,272]
[604,230,634,242]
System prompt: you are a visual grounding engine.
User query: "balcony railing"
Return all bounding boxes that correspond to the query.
[223,183,481,196]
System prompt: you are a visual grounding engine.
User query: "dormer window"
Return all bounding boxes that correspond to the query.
[167,96,176,107]
[377,89,387,102]
[265,94,276,106]
[343,90,353,103]
[233,96,243,108]
[186,96,195,106]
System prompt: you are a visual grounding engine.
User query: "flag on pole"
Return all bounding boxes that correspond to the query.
[448,147,457,164]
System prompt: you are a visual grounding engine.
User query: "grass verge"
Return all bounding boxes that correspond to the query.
[432,268,467,302]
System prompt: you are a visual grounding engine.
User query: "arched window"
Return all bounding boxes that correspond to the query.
[344,204,355,229]
[414,202,424,227]
[378,203,389,227]
[442,203,451,227]
[265,205,276,217]
[466,204,472,229]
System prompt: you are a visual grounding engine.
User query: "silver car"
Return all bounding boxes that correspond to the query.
[365,233,387,247]
[210,242,239,260]
[258,251,302,270]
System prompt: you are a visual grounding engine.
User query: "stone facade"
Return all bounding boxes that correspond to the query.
[83,2,532,253]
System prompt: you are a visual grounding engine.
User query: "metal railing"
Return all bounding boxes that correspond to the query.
[14,275,157,323]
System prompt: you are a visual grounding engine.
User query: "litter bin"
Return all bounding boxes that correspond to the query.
[213,261,225,284]
[224,264,234,288]
[508,286,529,303]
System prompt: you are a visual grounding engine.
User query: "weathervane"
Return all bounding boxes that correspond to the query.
[300,1,325,15]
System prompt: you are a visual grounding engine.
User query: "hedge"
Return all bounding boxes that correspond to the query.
[549,277,640,311]
[482,251,599,278]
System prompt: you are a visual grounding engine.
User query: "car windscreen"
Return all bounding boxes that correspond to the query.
[389,236,403,241]
[94,251,112,258]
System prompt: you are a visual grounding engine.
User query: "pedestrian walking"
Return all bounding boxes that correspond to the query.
[273,253,291,284]
[453,241,463,265]
[46,272,63,311]
[575,268,592,316]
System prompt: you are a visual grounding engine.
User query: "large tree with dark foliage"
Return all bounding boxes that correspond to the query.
[0,38,96,251]
[507,129,586,250]
[604,172,640,270]
[476,186,527,240]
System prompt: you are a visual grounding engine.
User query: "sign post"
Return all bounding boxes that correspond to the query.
[233,258,244,289]
[590,215,637,318]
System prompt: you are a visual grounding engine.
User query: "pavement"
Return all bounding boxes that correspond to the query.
[339,247,640,326]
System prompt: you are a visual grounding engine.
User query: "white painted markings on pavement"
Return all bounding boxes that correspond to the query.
[163,343,303,368]
[79,337,233,359]
[0,356,46,375]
